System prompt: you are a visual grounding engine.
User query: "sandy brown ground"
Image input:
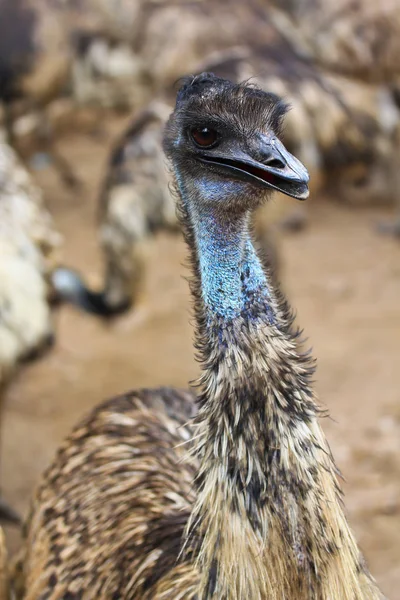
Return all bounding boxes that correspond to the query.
[1,118,400,598]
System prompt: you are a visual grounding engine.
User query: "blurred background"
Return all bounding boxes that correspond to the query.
[0,0,399,596]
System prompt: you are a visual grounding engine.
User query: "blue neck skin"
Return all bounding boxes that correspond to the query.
[177,175,272,322]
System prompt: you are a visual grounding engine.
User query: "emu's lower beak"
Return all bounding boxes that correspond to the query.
[200,136,309,200]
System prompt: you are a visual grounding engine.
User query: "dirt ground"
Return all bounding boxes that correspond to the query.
[2,118,400,598]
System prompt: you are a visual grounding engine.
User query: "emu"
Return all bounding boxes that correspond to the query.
[14,74,383,600]
[0,139,60,527]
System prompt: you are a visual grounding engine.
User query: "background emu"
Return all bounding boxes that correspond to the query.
[0,140,60,525]
[13,74,383,599]
[0,142,59,389]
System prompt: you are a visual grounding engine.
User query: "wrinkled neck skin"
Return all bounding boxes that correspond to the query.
[190,202,272,323]
[176,175,382,600]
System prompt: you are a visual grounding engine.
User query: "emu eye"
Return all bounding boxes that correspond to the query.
[191,127,219,148]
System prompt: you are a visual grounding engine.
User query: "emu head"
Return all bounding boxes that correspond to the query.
[163,72,309,213]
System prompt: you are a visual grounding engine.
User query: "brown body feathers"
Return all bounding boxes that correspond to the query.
[14,389,199,599]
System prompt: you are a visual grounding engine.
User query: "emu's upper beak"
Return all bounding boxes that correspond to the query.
[199,134,309,200]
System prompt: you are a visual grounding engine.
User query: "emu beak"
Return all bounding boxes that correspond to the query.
[200,135,309,200]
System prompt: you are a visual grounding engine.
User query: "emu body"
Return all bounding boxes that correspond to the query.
[14,74,384,600]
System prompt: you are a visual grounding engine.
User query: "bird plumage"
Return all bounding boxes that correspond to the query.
[0,138,60,523]
[14,74,384,600]
[13,388,199,599]
[0,140,60,386]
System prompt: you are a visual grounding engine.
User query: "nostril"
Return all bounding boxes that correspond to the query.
[264,157,285,169]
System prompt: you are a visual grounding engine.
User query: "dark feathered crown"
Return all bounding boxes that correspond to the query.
[173,72,289,137]
[176,73,230,104]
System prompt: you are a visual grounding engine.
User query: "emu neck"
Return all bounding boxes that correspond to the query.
[176,182,381,600]
[189,202,270,322]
